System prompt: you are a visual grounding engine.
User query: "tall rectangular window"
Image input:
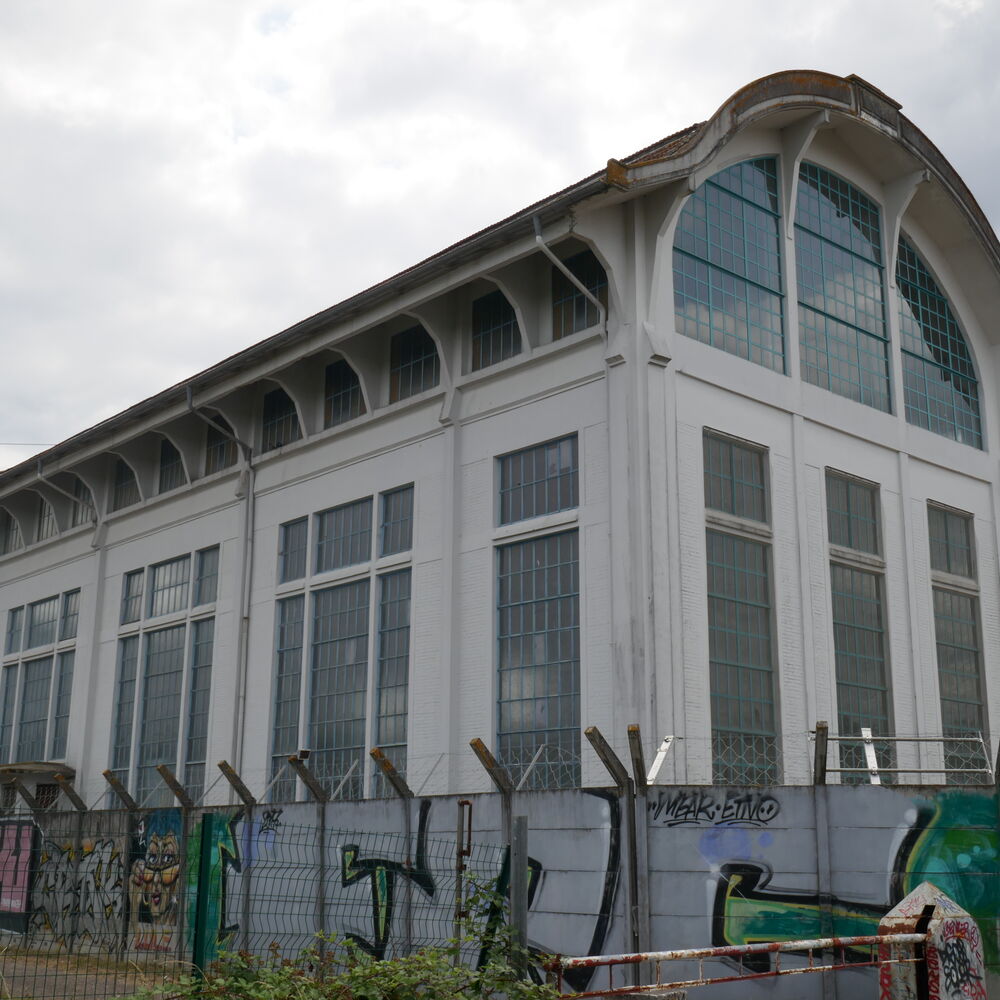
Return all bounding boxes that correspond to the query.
[373,570,411,794]
[17,656,52,761]
[121,570,144,625]
[0,510,22,555]
[49,651,74,759]
[279,518,308,583]
[59,590,80,642]
[148,555,191,618]
[324,360,365,428]
[497,531,580,789]
[315,498,373,573]
[185,619,214,800]
[704,431,778,784]
[472,290,521,370]
[110,636,139,789]
[136,624,186,806]
[826,470,893,778]
[310,580,370,800]
[389,326,440,402]
[379,485,414,557]
[270,596,305,802]
[0,667,16,764]
[193,547,220,606]
[498,435,578,525]
[4,608,23,656]
[928,505,988,783]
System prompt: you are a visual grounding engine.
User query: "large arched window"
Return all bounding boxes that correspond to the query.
[795,163,889,412]
[673,157,785,372]
[896,236,982,448]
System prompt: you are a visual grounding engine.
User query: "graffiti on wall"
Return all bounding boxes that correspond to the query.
[708,788,1000,972]
[130,810,183,951]
[33,837,127,951]
[649,789,780,827]
[0,820,36,933]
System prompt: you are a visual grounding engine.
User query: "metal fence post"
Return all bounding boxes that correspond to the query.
[371,748,415,956]
[191,812,217,977]
[469,738,514,845]
[288,754,329,959]
[217,761,256,952]
[510,815,528,978]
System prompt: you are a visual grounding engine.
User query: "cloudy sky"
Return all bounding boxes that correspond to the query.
[0,0,996,470]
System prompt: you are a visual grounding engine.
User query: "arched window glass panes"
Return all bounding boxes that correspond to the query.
[896,236,982,449]
[673,157,785,372]
[795,163,890,412]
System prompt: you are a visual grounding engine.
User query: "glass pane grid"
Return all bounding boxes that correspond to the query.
[826,472,879,555]
[17,656,52,761]
[472,290,521,370]
[928,506,974,578]
[59,590,80,642]
[112,460,140,511]
[36,497,57,542]
[0,510,23,555]
[552,250,609,340]
[111,636,139,773]
[49,650,73,758]
[26,597,58,649]
[194,546,220,605]
[498,435,578,525]
[324,360,365,428]
[205,417,238,473]
[375,570,411,755]
[706,530,779,785]
[316,498,373,573]
[148,556,191,618]
[310,580,370,801]
[271,596,305,799]
[389,326,440,402]
[121,570,144,625]
[795,163,889,411]
[897,238,981,447]
[703,433,767,523]
[185,619,214,801]
[0,666,15,763]
[279,518,308,583]
[137,624,186,806]
[262,388,303,452]
[5,608,23,656]
[379,486,413,557]
[70,477,92,527]
[673,158,785,372]
[158,440,185,493]
[831,564,893,779]
[497,531,581,791]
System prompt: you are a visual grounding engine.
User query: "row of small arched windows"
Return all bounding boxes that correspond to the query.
[0,250,610,554]
[672,157,983,448]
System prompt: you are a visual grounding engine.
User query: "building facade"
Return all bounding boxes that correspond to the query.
[1,70,998,808]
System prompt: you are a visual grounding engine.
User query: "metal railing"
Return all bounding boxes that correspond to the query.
[547,933,927,997]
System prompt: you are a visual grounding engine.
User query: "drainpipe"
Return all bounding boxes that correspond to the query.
[186,386,256,794]
[532,216,607,332]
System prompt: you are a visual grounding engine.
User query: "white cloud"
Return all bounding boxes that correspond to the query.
[0,0,997,469]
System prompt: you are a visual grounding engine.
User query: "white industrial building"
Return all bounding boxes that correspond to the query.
[1,70,998,807]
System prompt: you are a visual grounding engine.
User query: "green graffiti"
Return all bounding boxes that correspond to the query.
[185,811,241,967]
[713,789,1000,970]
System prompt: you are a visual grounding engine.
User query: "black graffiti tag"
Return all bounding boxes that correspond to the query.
[649,789,780,827]
[940,937,982,995]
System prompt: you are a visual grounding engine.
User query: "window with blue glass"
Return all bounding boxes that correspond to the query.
[674,158,785,372]
[795,163,890,411]
[897,237,982,448]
